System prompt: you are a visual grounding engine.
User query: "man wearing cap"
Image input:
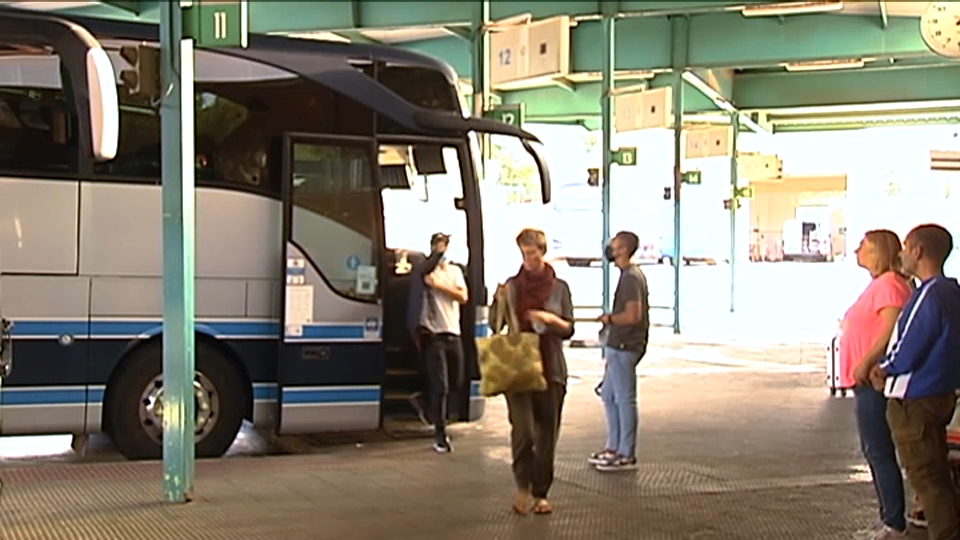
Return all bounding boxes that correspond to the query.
[419,232,468,453]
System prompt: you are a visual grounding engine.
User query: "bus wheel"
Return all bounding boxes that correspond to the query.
[106,339,247,460]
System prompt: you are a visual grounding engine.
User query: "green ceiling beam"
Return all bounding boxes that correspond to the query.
[687,12,929,68]
[398,10,935,83]
[496,76,719,126]
[53,3,937,75]
[734,64,960,110]
[228,1,767,35]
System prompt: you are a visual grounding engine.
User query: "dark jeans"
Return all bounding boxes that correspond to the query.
[423,333,464,441]
[505,383,566,499]
[888,393,960,540]
[853,385,906,532]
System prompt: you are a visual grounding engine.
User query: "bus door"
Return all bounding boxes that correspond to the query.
[276,133,385,435]
[378,140,478,423]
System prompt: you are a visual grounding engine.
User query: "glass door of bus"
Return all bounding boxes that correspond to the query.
[378,140,480,423]
[276,133,385,435]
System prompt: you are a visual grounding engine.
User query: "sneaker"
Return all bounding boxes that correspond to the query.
[868,525,907,540]
[587,450,616,465]
[433,436,452,454]
[595,455,638,472]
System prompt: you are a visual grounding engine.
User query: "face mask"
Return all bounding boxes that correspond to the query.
[604,245,616,262]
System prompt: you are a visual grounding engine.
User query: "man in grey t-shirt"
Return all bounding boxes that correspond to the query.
[420,233,468,454]
[588,231,649,472]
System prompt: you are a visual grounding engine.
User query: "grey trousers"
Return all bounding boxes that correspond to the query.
[505,383,566,499]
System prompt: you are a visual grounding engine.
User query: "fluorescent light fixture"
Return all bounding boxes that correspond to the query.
[783,58,865,72]
[931,150,960,171]
[741,1,843,17]
[485,13,533,32]
[6,1,101,9]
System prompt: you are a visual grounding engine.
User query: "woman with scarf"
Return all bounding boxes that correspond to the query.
[490,228,575,516]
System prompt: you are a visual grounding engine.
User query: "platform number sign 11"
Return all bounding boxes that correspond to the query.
[183,0,249,49]
[213,10,228,40]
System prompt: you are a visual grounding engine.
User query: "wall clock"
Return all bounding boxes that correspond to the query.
[921,2,960,58]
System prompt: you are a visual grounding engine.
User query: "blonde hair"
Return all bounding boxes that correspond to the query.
[864,229,903,276]
[516,228,548,254]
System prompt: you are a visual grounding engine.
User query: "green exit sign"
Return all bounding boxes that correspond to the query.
[484,104,525,127]
[681,170,702,185]
[611,147,637,166]
[734,186,755,199]
[183,0,249,49]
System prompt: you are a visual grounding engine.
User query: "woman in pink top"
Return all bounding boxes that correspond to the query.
[841,230,913,539]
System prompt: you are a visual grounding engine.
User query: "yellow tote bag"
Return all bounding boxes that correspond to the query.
[476,288,548,397]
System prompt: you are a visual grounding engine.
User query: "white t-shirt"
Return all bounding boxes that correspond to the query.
[420,262,466,335]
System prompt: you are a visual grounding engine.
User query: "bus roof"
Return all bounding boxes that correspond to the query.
[22,11,541,143]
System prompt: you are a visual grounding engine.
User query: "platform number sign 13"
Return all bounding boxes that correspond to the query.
[921,2,960,58]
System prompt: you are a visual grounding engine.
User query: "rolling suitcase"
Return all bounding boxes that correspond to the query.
[825,334,851,397]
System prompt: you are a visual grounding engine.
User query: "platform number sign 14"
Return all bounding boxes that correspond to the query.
[921,2,960,58]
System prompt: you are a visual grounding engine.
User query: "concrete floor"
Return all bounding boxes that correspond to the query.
[0,346,930,539]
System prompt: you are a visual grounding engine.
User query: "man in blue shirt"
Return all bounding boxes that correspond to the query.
[871,224,960,540]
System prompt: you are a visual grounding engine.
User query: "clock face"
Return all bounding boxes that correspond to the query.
[921,2,960,58]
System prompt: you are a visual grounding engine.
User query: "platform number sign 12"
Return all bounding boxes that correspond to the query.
[498,48,512,66]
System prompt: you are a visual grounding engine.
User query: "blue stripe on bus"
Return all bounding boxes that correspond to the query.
[10,319,278,338]
[253,384,279,401]
[0,387,89,406]
[9,320,492,339]
[0,382,481,407]
[281,387,381,405]
[291,324,366,340]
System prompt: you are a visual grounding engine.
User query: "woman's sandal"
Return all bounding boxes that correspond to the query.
[533,499,552,515]
[512,491,532,515]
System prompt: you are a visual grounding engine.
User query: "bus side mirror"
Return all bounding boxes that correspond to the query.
[85,46,120,162]
[521,139,551,204]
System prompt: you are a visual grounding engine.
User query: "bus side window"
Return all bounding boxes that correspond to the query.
[0,50,79,177]
[290,141,380,301]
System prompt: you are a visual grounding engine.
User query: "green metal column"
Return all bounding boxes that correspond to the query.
[728,113,739,313]
[471,0,490,170]
[669,16,688,335]
[160,2,196,503]
[600,2,617,314]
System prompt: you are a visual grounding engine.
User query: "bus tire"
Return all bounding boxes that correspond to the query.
[106,338,247,460]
